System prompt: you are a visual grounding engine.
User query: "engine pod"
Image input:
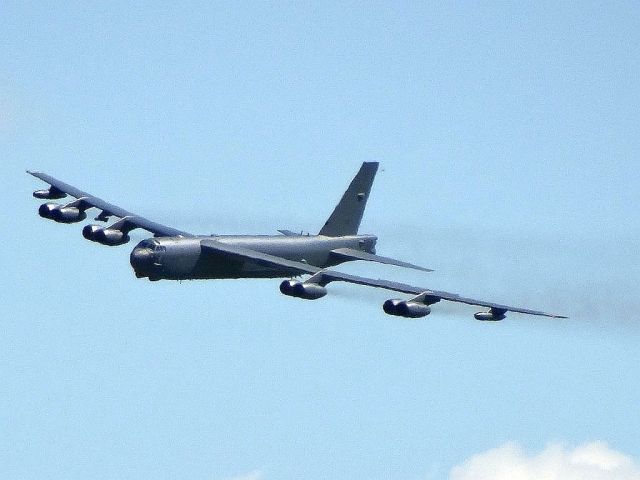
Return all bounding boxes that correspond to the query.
[83,224,103,241]
[292,282,327,300]
[52,207,87,223]
[95,228,129,246]
[33,187,66,200]
[279,280,327,300]
[280,279,300,295]
[396,301,431,318]
[474,309,506,321]
[383,299,431,318]
[38,203,60,219]
[383,299,404,315]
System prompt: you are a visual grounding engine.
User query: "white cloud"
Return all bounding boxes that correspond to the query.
[225,470,263,480]
[450,442,640,480]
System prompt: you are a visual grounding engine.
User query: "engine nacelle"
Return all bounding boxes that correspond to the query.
[279,279,297,295]
[40,201,88,223]
[33,188,66,200]
[279,280,327,300]
[474,310,506,321]
[82,224,129,245]
[383,299,404,315]
[82,224,102,240]
[383,299,431,318]
[38,202,60,219]
[96,228,129,246]
[52,207,87,223]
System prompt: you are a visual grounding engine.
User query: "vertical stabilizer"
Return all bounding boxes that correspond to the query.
[319,162,379,237]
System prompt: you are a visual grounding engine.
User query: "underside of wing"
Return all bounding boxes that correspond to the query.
[29,171,192,245]
[282,269,567,320]
[277,229,302,236]
[199,239,566,319]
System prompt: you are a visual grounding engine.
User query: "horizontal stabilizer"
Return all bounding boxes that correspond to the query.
[277,229,302,236]
[330,247,433,272]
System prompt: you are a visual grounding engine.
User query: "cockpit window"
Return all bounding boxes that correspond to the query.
[137,239,159,249]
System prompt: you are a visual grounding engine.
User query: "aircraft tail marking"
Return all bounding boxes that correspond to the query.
[319,162,378,237]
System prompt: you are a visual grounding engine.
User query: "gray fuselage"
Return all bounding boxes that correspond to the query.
[130,234,377,281]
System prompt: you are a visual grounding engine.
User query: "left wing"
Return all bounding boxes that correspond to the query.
[29,171,192,242]
[200,239,566,320]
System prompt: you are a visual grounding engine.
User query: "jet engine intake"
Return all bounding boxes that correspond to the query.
[38,202,60,219]
[82,224,102,240]
[279,280,327,300]
[383,299,431,318]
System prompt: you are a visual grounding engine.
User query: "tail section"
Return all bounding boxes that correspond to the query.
[319,162,378,237]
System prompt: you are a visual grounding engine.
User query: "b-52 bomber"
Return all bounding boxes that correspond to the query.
[28,163,566,320]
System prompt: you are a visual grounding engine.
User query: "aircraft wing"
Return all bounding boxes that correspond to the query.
[28,171,192,238]
[330,247,433,272]
[315,271,567,318]
[199,239,566,319]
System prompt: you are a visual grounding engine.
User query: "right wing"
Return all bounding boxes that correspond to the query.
[314,270,567,319]
[200,239,566,319]
[28,171,192,239]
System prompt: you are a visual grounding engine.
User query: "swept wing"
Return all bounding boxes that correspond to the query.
[200,239,566,319]
[28,171,192,238]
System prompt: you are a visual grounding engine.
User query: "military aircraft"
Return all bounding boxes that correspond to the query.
[28,163,566,320]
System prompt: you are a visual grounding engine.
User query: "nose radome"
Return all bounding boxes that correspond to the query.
[130,247,154,273]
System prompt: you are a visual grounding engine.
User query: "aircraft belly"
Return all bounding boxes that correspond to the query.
[187,251,284,279]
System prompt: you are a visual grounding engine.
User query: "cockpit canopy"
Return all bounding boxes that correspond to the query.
[135,238,165,252]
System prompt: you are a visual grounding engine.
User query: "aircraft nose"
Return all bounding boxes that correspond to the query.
[130,247,155,276]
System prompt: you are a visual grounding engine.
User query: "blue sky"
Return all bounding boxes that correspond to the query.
[2,2,639,479]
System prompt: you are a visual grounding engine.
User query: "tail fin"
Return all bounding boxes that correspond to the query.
[319,162,378,237]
